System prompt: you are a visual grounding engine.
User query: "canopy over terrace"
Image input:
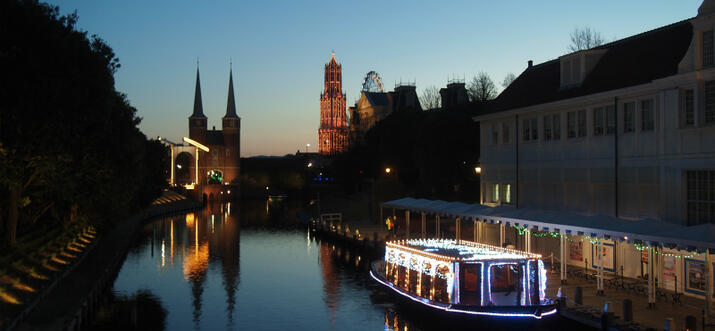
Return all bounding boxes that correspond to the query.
[381,197,715,251]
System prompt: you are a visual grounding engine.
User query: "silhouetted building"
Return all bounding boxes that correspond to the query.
[319,53,349,155]
[188,67,241,200]
[349,83,422,145]
[440,81,469,109]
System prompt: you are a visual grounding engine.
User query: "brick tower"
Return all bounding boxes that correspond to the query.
[318,52,348,155]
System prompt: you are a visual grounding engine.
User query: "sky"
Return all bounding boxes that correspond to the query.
[47,0,701,156]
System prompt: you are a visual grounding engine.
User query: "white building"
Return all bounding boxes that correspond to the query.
[475,4,715,227]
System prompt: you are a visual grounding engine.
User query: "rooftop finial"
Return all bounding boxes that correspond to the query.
[230,57,232,70]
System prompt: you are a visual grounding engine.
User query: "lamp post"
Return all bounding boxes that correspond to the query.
[306,143,310,153]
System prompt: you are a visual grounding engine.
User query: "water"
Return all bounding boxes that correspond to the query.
[113,200,584,330]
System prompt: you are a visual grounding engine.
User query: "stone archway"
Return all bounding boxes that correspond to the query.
[175,152,193,184]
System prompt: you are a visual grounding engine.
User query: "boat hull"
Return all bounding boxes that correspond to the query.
[370,261,558,321]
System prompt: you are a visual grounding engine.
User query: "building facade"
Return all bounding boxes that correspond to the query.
[474,4,715,226]
[188,67,241,199]
[348,84,422,146]
[318,53,349,155]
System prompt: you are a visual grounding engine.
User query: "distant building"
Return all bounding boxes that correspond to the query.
[473,2,715,226]
[440,81,469,109]
[187,67,241,200]
[318,53,349,155]
[349,81,422,145]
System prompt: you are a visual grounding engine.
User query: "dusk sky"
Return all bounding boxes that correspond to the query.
[48,0,700,156]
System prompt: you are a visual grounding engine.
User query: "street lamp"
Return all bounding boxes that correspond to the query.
[385,167,391,174]
[306,143,310,153]
[474,166,481,174]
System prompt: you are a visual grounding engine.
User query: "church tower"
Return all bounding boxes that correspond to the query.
[222,67,241,185]
[189,67,207,185]
[318,52,348,155]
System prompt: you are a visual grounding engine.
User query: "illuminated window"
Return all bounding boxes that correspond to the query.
[504,184,511,204]
[491,184,500,203]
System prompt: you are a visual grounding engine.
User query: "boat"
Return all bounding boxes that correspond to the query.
[370,238,559,320]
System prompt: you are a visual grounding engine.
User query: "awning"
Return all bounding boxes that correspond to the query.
[380,197,715,251]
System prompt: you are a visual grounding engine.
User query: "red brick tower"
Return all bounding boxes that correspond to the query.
[318,52,348,155]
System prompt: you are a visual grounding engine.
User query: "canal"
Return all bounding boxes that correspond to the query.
[112,200,587,330]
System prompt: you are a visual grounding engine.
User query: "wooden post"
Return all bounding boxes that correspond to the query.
[473,219,478,242]
[436,215,440,239]
[499,223,504,247]
[598,238,604,295]
[405,210,410,239]
[560,231,567,283]
[456,217,461,244]
[421,212,426,239]
[525,229,531,253]
[707,249,712,321]
[647,245,654,307]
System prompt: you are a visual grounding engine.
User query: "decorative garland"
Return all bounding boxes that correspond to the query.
[511,225,702,259]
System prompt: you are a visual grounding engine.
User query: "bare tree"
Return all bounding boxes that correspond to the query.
[502,72,516,89]
[420,86,441,109]
[569,27,604,51]
[467,72,497,102]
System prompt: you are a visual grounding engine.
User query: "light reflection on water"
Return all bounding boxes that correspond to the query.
[113,200,579,331]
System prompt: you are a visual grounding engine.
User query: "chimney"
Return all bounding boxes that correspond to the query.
[528,60,533,68]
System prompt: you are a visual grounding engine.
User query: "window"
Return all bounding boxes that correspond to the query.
[543,114,560,141]
[641,99,654,131]
[544,115,552,140]
[623,102,635,133]
[593,107,605,136]
[502,122,510,144]
[491,124,498,145]
[605,105,615,134]
[226,149,231,157]
[682,89,695,127]
[522,118,537,141]
[704,30,714,67]
[577,110,586,137]
[491,184,500,203]
[706,81,715,124]
[553,114,561,140]
[686,170,715,225]
[504,184,511,204]
[567,111,576,138]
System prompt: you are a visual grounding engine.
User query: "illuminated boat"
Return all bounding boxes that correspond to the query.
[370,239,558,319]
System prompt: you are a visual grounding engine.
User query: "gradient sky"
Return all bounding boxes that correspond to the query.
[47,0,701,156]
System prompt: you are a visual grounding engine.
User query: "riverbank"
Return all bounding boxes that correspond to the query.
[9,190,201,331]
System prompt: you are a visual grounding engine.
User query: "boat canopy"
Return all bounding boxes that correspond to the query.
[387,239,541,262]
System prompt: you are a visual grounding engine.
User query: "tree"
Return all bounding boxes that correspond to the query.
[502,73,517,89]
[420,86,441,110]
[467,72,497,102]
[569,27,605,52]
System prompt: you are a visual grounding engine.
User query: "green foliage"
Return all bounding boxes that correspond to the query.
[0,0,167,245]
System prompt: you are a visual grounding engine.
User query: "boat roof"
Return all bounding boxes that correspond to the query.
[386,239,541,262]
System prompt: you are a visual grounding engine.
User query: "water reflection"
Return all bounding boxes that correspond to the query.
[114,200,578,330]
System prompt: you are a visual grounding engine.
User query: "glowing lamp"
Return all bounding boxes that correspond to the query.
[385,167,391,174]
[475,167,481,174]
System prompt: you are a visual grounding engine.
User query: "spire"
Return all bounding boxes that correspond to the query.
[192,66,206,118]
[224,66,238,118]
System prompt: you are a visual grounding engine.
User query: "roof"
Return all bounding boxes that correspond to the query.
[387,239,541,262]
[381,197,715,250]
[474,19,693,116]
[364,92,390,107]
[191,68,206,118]
[224,69,239,118]
[206,130,224,145]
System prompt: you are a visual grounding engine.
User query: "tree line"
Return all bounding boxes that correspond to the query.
[0,0,168,248]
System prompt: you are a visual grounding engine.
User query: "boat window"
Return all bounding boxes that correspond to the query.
[459,263,482,305]
[489,264,519,306]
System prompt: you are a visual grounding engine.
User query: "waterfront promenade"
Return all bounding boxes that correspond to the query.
[9,190,200,331]
[317,195,714,331]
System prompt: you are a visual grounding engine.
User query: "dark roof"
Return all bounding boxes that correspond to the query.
[224,69,239,118]
[475,19,693,116]
[364,92,390,107]
[191,68,206,118]
[206,130,224,145]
